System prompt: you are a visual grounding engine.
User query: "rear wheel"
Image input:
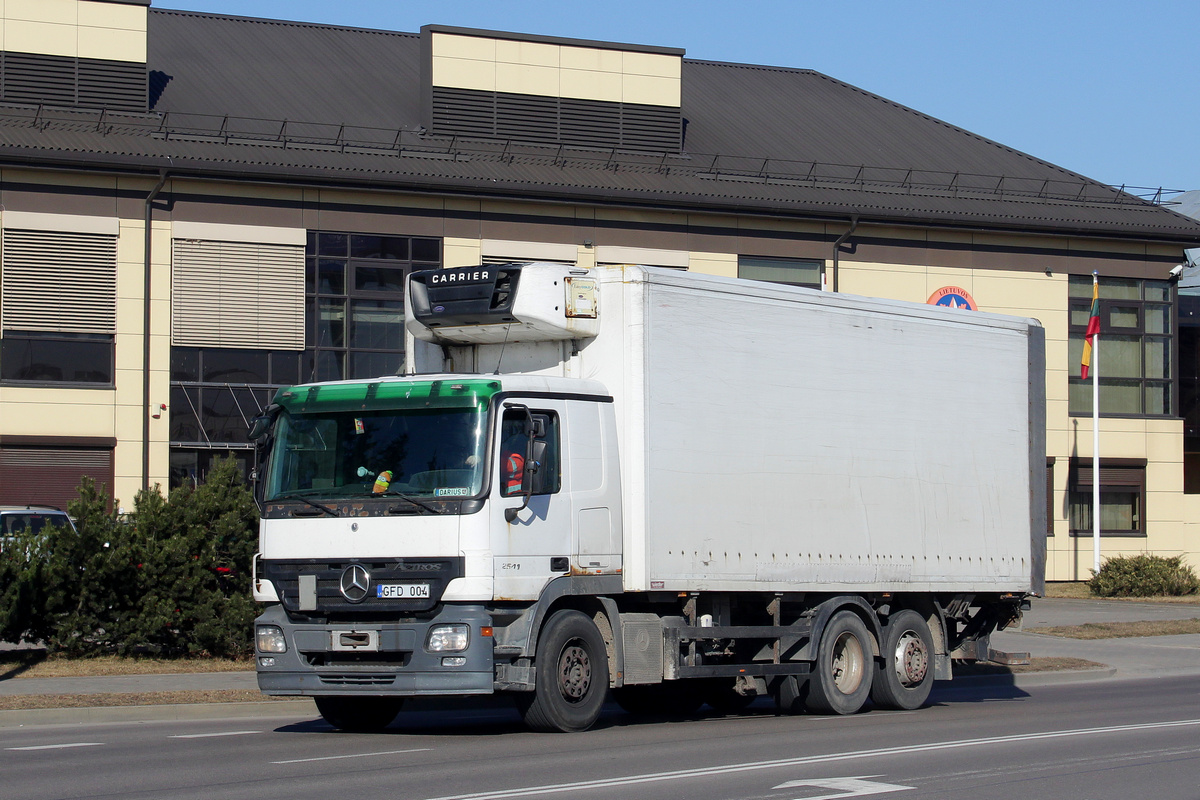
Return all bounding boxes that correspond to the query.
[870,609,934,710]
[314,696,403,732]
[805,610,874,715]
[519,610,609,732]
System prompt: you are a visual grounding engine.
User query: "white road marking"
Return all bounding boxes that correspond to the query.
[169,730,261,739]
[6,742,104,751]
[271,748,430,765]
[774,776,914,799]
[415,717,1200,800]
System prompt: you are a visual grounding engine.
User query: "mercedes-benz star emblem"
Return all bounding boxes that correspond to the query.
[339,564,371,603]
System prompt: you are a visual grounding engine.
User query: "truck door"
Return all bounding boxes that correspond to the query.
[492,401,571,600]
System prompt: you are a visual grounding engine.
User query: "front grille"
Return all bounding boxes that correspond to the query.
[263,558,464,615]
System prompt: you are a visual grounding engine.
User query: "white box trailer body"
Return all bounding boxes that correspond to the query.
[252,262,1045,733]
[410,264,1045,596]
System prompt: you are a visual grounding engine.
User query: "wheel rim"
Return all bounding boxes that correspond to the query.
[830,631,865,694]
[892,630,929,687]
[558,639,592,702]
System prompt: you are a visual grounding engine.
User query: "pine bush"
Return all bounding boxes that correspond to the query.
[0,457,259,657]
[1088,554,1200,597]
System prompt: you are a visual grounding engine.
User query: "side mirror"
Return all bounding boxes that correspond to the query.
[248,405,280,441]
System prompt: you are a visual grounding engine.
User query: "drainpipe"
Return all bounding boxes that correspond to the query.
[143,170,169,492]
[830,215,859,293]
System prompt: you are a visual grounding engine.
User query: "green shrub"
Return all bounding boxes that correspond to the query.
[1088,554,1200,598]
[0,457,259,657]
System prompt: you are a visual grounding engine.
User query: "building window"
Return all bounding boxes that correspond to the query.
[1178,290,1200,492]
[0,331,113,384]
[1046,457,1055,536]
[307,231,441,382]
[1,225,117,386]
[166,231,441,488]
[1068,458,1147,537]
[0,442,115,510]
[168,347,300,488]
[738,256,822,289]
[170,448,252,490]
[172,237,305,350]
[1068,275,1173,416]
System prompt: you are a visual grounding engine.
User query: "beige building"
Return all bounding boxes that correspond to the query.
[1,0,1199,581]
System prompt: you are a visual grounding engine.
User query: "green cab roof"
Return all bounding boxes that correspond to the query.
[273,378,502,414]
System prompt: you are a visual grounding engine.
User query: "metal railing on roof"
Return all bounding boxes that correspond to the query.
[0,101,1180,208]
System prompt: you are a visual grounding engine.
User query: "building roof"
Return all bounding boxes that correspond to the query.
[1,8,1198,244]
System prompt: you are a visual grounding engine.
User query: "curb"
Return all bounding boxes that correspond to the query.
[0,698,315,729]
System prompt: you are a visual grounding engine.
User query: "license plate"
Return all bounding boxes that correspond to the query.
[376,583,431,599]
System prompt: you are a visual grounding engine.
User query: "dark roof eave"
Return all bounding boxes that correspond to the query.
[2,146,1199,248]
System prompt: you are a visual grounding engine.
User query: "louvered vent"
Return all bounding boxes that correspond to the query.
[0,229,117,334]
[0,51,147,111]
[77,58,147,110]
[431,87,681,152]
[561,99,620,148]
[495,93,558,144]
[172,239,305,349]
[432,87,497,137]
[621,105,682,151]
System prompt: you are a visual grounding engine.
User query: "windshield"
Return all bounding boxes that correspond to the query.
[265,405,487,501]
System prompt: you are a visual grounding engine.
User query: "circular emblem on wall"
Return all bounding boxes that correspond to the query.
[927,286,978,310]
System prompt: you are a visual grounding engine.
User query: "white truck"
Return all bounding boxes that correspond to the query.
[250,263,1046,733]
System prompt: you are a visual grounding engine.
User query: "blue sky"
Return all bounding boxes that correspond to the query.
[151,0,1200,196]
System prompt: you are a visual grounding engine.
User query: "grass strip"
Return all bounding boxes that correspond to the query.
[0,690,302,711]
[0,651,253,681]
[1027,619,1200,639]
[1043,583,1200,602]
[954,656,1107,676]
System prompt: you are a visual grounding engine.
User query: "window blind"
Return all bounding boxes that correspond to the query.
[172,239,305,349]
[1,229,117,334]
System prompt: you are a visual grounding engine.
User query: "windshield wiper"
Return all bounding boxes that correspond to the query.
[276,492,341,517]
[371,490,442,515]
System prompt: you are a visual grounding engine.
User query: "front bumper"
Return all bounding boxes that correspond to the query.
[255,603,494,696]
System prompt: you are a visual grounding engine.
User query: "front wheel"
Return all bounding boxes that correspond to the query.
[805,610,874,715]
[870,609,934,710]
[315,696,403,732]
[519,609,609,732]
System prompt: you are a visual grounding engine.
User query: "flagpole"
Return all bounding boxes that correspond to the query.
[1091,271,1101,575]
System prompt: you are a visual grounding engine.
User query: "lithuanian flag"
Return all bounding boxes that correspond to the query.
[1081,276,1100,380]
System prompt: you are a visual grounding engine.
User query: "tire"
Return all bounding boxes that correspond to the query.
[520,609,609,732]
[805,610,874,715]
[613,682,704,717]
[869,609,934,710]
[703,678,757,715]
[314,696,403,732]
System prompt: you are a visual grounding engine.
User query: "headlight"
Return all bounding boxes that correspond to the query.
[426,624,469,653]
[256,624,287,653]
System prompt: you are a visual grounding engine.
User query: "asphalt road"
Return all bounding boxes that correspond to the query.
[3,675,1198,800]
